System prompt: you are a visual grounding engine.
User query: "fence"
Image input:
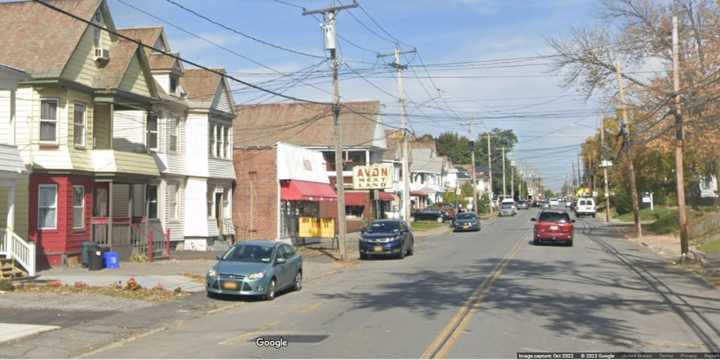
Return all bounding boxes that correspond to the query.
[129,221,171,261]
[0,229,36,277]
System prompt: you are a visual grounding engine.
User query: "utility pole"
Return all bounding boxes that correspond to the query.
[601,117,611,223]
[303,0,357,260]
[577,153,583,189]
[502,147,507,198]
[672,16,689,255]
[511,164,515,200]
[467,122,478,213]
[487,133,493,214]
[379,46,416,223]
[616,62,642,238]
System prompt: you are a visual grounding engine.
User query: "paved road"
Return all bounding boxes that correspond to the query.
[84,211,720,358]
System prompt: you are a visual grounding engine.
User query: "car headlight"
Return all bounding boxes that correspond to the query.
[247,272,265,280]
[207,269,217,277]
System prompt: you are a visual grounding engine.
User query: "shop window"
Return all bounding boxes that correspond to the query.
[346,205,364,219]
[72,186,85,229]
[38,184,57,229]
[40,99,58,142]
[147,185,158,219]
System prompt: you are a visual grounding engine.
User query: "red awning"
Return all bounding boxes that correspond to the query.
[379,192,395,202]
[281,180,337,202]
[345,192,368,206]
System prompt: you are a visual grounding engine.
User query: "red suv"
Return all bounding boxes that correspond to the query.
[531,210,575,246]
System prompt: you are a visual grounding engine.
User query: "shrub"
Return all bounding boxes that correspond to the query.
[0,279,15,292]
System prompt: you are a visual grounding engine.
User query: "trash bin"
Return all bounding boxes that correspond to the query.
[104,251,120,269]
[81,241,97,267]
[88,249,104,271]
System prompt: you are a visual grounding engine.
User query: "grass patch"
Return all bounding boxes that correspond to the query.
[13,280,189,303]
[616,207,676,222]
[412,221,447,232]
[700,238,720,254]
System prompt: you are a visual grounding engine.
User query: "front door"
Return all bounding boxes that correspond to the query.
[215,192,223,234]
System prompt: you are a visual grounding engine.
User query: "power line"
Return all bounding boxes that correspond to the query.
[163,0,326,59]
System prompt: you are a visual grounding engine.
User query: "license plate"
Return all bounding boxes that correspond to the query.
[222,281,238,290]
[374,245,383,252]
[550,225,559,230]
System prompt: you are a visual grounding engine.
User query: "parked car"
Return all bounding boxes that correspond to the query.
[453,212,480,232]
[499,202,517,216]
[440,206,458,222]
[531,210,575,246]
[549,198,560,207]
[412,208,444,222]
[516,200,529,210]
[359,220,414,260]
[575,197,597,217]
[206,241,302,300]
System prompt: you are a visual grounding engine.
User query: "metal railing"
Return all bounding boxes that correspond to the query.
[130,221,171,261]
[0,229,36,277]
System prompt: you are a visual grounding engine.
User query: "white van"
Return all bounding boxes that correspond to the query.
[575,197,596,217]
[499,199,517,216]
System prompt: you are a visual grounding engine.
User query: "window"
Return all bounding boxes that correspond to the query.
[345,150,367,170]
[38,185,57,229]
[346,205,364,218]
[223,127,230,159]
[207,189,214,218]
[322,151,336,171]
[72,186,85,229]
[94,187,108,217]
[215,125,222,158]
[167,183,178,220]
[168,117,178,153]
[93,11,102,48]
[208,125,215,157]
[73,103,85,147]
[146,113,158,150]
[170,75,178,94]
[147,185,158,219]
[40,99,58,142]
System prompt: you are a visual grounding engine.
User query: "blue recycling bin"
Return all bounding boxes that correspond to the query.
[103,251,120,269]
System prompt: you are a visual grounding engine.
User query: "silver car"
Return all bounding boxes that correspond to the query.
[499,203,517,216]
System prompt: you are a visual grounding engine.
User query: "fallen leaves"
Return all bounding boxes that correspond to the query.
[13,279,189,303]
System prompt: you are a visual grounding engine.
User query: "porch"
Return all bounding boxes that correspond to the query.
[90,179,170,261]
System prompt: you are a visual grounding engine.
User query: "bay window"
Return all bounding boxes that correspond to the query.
[40,99,58,142]
[38,184,57,229]
[146,113,158,151]
[73,103,86,147]
[72,185,85,229]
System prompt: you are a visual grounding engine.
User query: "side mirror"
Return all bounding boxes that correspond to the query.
[276,257,287,265]
[530,218,537,222]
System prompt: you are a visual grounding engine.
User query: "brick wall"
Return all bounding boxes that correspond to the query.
[233,148,278,240]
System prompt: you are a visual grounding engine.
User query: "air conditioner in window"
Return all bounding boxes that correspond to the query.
[94,47,110,62]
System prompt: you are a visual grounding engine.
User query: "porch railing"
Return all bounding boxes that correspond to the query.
[130,221,171,261]
[0,229,36,277]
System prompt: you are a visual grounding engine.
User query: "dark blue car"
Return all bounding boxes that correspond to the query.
[453,212,481,232]
[359,220,414,260]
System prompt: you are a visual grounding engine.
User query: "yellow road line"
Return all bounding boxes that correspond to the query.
[421,240,523,359]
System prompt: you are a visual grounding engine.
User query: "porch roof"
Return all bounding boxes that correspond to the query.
[92,150,160,177]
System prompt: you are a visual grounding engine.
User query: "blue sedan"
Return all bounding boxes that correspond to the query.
[206,241,302,300]
[359,220,414,260]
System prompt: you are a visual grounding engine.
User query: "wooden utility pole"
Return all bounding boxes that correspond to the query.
[601,118,611,223]
[673,16,690,255]
[303,0,358,260]
[487,134,493,214]
[466,122,478,213]
[379,47,416,223]
[616,62,642,238]
[502,147,507,198]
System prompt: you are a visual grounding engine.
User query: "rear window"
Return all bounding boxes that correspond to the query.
[579,200,586,205]
[457,213,477,220]
[538,212,571,223]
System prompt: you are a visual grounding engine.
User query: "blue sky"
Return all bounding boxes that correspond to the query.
[107,0,602,191]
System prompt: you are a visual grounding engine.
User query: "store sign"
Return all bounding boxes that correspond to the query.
[353,164,393,190]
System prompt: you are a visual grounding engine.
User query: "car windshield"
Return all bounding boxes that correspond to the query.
[221,244,274,263]
[366,221,401,233]
[538,212,571,223]
[501,204,513,209]
[457,213,476,220]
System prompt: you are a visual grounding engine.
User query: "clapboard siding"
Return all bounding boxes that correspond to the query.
[0,90,10,144]
[14,87,33,156]
[93,103,112,149]
[162,178,185,242]
[184,113,209,177]
[113,110,145,152]
[112,183,129,217]
[208,158,234,179]
[211,82,233,114]
[61,21,111,88]
[118,56,151,98]
[184,177,208,237]
[0,144,23,174]
[0,175,30,240]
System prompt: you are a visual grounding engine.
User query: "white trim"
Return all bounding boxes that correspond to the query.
[37,184,58,230]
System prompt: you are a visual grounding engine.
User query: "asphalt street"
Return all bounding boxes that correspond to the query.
[83,210,720,358]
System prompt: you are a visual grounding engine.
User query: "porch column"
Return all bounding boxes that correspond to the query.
[7,184,15,232]
[128,183,133,245]
[108,182,113,247]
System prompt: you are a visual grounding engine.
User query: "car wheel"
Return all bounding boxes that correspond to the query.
[398,244,406,259]
[407,241,414,256]
[264,279,276,301]
[533,239,539,246]
[293,271,302,291]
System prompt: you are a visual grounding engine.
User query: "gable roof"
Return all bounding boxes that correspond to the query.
[234,101,383,149]
[0,0,103,78]
[118,27,182,73]
[181,68,224,108]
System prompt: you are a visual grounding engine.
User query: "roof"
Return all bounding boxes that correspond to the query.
[93,36,137,89]
[0,0,103,78]
[411,148,444,173]
[118,27,181,73]
[181,68,224,107]
[234,101,384,149]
